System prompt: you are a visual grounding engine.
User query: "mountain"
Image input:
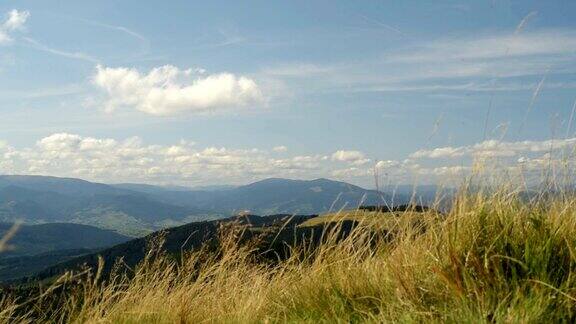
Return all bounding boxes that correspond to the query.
[151,178,400,215]
[0,175,424,236]
[0,175,128,197]
[112,183,235,194]
[0,222,130,257]
[211,178,390,214]
[0,176,220,236]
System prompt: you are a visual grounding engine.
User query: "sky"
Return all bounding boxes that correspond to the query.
[0,0,575,188]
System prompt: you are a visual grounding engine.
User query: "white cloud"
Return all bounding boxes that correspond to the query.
[410,147,467,159]
[79,18,148,47]
[23,37,99,63]
[386,30,576,63]
[331,150,370,166]
[420,166,471,177]
[410,138,576,159]
[4,9,29,31]
[0,133,335,185]
[93,65,263,116]
[375,160,400,169]
[332,167,369,178]
[1,133,573,187]
[261,29,576,97]
[273,145,288,152]
[0,9,29,44]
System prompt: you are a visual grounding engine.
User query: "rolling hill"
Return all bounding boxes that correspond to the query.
[0,222,131,281]
[23,214,330,283]
[23,206,430,284]
[0,176,220,236]
[0,222,130,257]
[0,175,430,236]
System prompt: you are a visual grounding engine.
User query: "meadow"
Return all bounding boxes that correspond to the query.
[1,180,576,323]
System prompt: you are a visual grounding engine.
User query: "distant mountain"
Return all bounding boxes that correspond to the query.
[0,222,130,257]
[189,184,237,191]
[0,175,128,197]
[0,175,433,236]
[0,176,221,236]
[151,178,400,215]
[111,183,174,194]
[112,183,235,193]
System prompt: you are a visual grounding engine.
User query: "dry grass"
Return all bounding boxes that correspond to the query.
[2,185,576,323]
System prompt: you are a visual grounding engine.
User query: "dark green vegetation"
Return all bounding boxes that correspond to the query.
[24,213,335,283]
[0,223,129,256]
[0,249,97,282]
[0,223,130,282]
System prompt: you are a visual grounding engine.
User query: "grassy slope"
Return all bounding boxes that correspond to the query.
[2,188,576,322]
[299,209,433,231]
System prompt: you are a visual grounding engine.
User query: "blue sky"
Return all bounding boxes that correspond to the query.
[0,0,575,187]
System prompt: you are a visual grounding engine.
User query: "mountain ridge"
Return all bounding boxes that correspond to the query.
[0,175,428,235]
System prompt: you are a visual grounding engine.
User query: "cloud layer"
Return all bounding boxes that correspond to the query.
[93,65,263,116]
[261,29,576,97]
[0,134,574,187]
[331,150,370,165]
[410,138,576,159]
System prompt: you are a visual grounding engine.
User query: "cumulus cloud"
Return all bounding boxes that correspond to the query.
[92,65,263,116]
[375,160,401,170]
[410,138,576,159]
[1,133,572,187]
[331,150,370,165]
[0,133,337,185]
[0,9,29,44]
[4,9,29,31]
[331,167,369,178]
[273,145,288,152]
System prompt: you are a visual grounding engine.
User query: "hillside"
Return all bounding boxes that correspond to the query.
[0,223,130,257]
[19,206,436,284]
[26,213,322,282]
[0,249,97,282]
[0,223,131,282]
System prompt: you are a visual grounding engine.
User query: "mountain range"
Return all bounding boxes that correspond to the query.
[0,175,413,236]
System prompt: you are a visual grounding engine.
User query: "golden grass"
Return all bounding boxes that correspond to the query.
[2,186,576,322]
[299,210,433,232]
